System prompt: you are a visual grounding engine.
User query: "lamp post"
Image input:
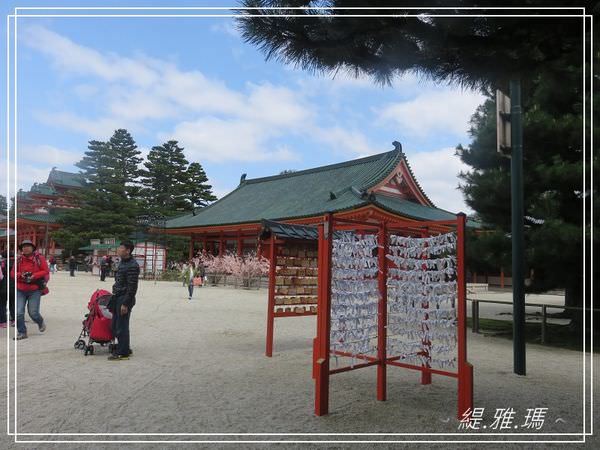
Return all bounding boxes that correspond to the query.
[497,79,526,376]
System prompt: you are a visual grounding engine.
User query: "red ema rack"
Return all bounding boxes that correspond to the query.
[312,213,473,419]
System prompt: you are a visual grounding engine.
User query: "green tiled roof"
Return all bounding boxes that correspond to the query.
[30,183,58,196]
[17,190,32,200]
[166,148,479,230]
[47,168,84,188]
[19,213,61,224]
[167,149,401,229]
[0,229,15,238]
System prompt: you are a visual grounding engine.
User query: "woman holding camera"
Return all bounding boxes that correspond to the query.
[11,239,49,340]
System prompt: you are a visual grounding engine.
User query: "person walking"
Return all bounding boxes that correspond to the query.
[11,240,49,340]
[0,250,15,328]
[48,255,57,274]
[184,261,199,301]
[68,256,77,277]
[100,256,108,281]
[109,241,139,361]
[180,262,189,287]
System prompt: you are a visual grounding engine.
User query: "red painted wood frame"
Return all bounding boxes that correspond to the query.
[265,234,318,357]
[313,213,473,419]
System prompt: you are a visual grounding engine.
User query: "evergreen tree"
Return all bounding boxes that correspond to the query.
[140,141,190,216]
[54,129,143,254]
[457,53,598,326]
[239,1,587,90]
[185,162,217,213]
[0,195,7,214]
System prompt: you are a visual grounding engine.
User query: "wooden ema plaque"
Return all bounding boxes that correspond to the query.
[266,240,318,357]
[274,245,318,315]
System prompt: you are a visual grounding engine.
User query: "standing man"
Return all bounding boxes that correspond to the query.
[68,256,77,277]
[100,256,108,281]
[11,240,49,340]
[109,241,139,361]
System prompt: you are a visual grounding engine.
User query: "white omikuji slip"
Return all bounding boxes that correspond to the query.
[329,231,458,371]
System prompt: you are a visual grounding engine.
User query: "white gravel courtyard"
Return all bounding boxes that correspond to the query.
[0,271,597,449]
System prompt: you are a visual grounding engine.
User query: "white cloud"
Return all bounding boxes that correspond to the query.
[242,83,313,126]
[23,26,313,163]
[403,147,471,214]
[23,25,159,87]
[33,111,127,139]
[20,145,80,167]
[378,89,485,137]
[210,21,241,38]
[2,163,56,192]
[311,126,380,156]
[164,117,299,163]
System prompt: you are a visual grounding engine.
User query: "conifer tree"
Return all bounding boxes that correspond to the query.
[140,140,190,216]
[54,129,143,254]
[185,162,217,213]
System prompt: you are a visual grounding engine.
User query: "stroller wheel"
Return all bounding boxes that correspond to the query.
[74,341,79,349]
[77,340,86,349]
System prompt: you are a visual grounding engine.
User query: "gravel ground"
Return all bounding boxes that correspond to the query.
[0,271,597,449]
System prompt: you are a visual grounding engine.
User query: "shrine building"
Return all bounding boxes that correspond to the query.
[164,142,478,256]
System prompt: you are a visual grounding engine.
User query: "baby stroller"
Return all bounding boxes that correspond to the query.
[74,289,115,356]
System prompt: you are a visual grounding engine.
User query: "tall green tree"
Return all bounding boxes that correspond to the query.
[54,129,143,254]
[140,140,190,216]
[0,195,7,214]
[185,162,217,213]
[458,54,598,322]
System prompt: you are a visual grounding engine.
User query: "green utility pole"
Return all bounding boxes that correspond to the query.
[510,79,526,376]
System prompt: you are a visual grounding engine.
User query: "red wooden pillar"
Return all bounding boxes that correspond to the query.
[315,213,333,416]
[500,268,505,288]
[237,234,243,257]
[420,226,432,385]
[203,237,208,252]
[265,235,277,357]
[377,223,388,401]
[189,235,195,260]
[456,213,473,419]
[219,236,225,256]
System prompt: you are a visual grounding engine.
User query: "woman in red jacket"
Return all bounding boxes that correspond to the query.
[11,240,49,340]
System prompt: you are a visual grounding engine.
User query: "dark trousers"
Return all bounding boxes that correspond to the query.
[70,269,75,277]
[0,285,15,323]
[111,298,131,356]
[100,268,107,281]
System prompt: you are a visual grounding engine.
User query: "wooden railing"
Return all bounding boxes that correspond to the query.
[467,298,598,344]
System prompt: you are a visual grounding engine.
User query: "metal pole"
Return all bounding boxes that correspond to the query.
[472,300,479,334]
[510,78,526,376]
[541,305,547,344]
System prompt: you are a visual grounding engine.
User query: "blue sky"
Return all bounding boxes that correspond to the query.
[2,2,486,213]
